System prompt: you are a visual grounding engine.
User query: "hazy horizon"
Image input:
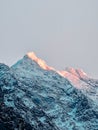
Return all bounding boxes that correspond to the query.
[0,0,98,78]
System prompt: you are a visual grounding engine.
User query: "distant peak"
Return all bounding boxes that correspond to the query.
[27,52,54,70]
[65,67,88,79]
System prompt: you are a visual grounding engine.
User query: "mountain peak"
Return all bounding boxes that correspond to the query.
[27,52,88,79]
[1,52,98,130]
[65,67,88,79]
[27,52,54,70]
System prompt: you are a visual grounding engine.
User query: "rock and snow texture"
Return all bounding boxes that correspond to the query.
[27,52,98,103]
[0,52,98,130]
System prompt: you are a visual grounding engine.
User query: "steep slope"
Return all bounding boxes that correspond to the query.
[58,68,98,103]
[0,64,32,130]
[27,52,98,103]
[0,52,98,130]
[11,54,98,130]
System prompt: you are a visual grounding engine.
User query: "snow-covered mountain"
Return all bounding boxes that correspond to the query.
[0,52,98,130]
[27,52,98,103]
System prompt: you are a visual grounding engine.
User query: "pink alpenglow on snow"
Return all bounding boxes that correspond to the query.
[27,52,55,70]
[27,52,89,89]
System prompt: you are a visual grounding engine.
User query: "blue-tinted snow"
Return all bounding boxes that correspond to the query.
[0,55,98,130]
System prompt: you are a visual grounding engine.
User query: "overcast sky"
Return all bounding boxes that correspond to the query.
[0,0,98,78]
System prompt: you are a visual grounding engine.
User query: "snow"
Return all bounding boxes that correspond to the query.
[0,52,96,129]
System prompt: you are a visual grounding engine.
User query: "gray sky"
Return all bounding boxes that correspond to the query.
[0,0,98,78]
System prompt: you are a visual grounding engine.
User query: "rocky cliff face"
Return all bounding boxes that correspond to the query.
[0,53,98,130]
[0,64,33,130]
